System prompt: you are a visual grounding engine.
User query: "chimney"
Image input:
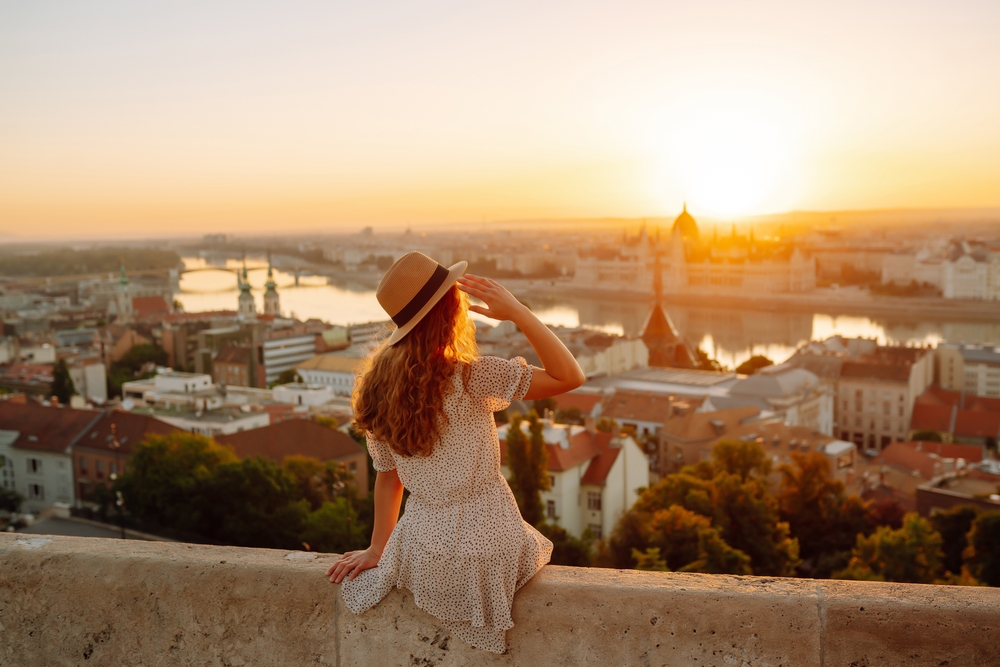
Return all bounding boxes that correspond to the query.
[584,416,596,435]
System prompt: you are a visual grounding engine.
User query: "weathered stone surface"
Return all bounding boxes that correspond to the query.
[821,579,1000,667]
[2,533,999,667]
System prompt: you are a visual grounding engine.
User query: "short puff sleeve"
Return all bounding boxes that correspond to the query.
[366,433,396,472]
[468,356,534,413]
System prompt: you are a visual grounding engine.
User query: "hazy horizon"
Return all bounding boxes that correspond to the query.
[3,1,1000,239]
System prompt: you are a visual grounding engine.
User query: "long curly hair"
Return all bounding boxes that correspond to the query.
[352,284,477,458]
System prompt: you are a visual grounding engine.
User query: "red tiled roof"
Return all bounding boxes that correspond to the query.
[955,411,1000,439]
[0,402,101,453]
[899,440,983,463]
[875,443,950,480]
[840,360,911,383]
[216,419,363,463]
[601,390,676,424]
[73,411,181,455]
[500,427,599,472]
[1,363,54,383]
[910,404,954,433]
[132,295,171,320]
[579,432,620,486]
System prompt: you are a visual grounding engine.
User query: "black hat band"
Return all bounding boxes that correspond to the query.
[391,264,450,327]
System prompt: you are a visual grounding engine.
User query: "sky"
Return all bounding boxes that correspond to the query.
[1,0,999,238]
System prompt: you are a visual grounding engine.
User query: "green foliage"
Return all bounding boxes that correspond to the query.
[554,406,584,425]
[537,522,592,566]
[313,415,339,429]
[117,432,366,551]
[270,368,302,387]
[595,417,619,434]
[735,355,774,376]
[777,452,874,577]
[0,485,23,513]
[694,347,726,372]
[632,547,669,572]
[301,498,368,553]
[910,429,943,443]
[0,246,181,277]
[964,511,1000,586]
[505,411,550,526]
[532,397,557,415]
[835,513,944,584]
[869,498,907,529]
[51,359,75,404]
[930,505,980,575]
[603,439,797,576]
[108,343,169,397]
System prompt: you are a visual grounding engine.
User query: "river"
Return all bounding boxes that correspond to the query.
[175,258,1000,369]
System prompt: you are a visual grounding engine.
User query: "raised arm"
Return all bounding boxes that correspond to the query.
[327,468,404,583]
[457,274,586,400]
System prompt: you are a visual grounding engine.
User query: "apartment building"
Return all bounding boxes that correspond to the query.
[936,343,1000,398]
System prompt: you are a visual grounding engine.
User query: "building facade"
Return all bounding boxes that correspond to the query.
[936,343,1000,398]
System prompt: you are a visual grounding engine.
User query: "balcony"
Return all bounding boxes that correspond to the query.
[3,533,998,666]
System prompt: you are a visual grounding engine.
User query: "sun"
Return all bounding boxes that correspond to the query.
[652,93,800,218]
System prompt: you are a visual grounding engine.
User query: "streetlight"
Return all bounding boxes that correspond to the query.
[109,423,125,540]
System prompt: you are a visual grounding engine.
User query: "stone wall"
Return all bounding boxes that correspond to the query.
[2,533,998,666]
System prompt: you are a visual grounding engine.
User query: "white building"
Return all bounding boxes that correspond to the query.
[296,355,364,396]
[497,419,649,540]
[0,402,102,513]
[137,406,269,438]
[272,383,335,407]
[68,360,108,405]
[262,331,317,386]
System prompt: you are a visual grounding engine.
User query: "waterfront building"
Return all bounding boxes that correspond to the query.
[573,207,816,296]
[640,255,695,369]
[237,263,256,320]
[936,343,1000,397]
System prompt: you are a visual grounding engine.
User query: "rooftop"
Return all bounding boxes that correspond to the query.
[216,419,363,463]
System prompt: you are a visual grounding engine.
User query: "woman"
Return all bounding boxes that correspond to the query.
[326,251,585,653]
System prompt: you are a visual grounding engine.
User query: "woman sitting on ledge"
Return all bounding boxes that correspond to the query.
[327,251,586,653]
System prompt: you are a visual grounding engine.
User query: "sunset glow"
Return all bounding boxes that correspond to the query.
[1,1,999,237]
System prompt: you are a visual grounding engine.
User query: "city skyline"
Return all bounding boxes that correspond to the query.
[2,0,1000,238]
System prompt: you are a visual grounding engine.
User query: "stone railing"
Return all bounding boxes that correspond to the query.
[3,533,998,666]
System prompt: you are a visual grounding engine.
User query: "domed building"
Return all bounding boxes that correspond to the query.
[671,203,699,242]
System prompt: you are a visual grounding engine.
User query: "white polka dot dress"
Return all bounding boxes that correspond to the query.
[340,356,553,654]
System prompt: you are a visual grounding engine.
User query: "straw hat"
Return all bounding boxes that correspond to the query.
[376,251,468,346]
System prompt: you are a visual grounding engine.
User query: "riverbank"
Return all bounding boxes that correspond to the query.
[515,281,1000,323]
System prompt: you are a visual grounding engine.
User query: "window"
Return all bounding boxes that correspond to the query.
[79,457,88,475]
[587,491,602,511]
[546,500,556,519]
[898,406,904,417]
[348,462,357,473]
[110,461,117,477]
[588,523,603,540]
[28,483,44,500]
[548,475,556,488]
[95,460,104,479]
[27,458,42,474]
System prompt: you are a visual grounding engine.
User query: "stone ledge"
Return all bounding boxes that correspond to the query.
[2,533,998,667]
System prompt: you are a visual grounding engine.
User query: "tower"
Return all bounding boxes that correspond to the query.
[237,255,256,319]
[640,253,695,369]
[111,264,133,323]
[263,252,281,317]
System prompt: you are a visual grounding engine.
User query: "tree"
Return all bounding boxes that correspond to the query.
[778,452,873,576]
[282,455,354,510]
[271,369,302,387]
[0,485,23,513]
[735,355,774,376]
[532,397,557,416]
[694,347,726,372]
[964,511,1000,586]
[554,406,584,425]
[869,498,907,529]
[595,417,619,434]
[51,359,75,404]
[910,429,943,443]
[117,432,238,533]
[537,522,592,566]
[930,505,980,575]
[313,415,339,429]
[835,513,944,584]
[505,412,550,526]
[301,497,368,553]
[107,343,169,397]
[600,440,798,577]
